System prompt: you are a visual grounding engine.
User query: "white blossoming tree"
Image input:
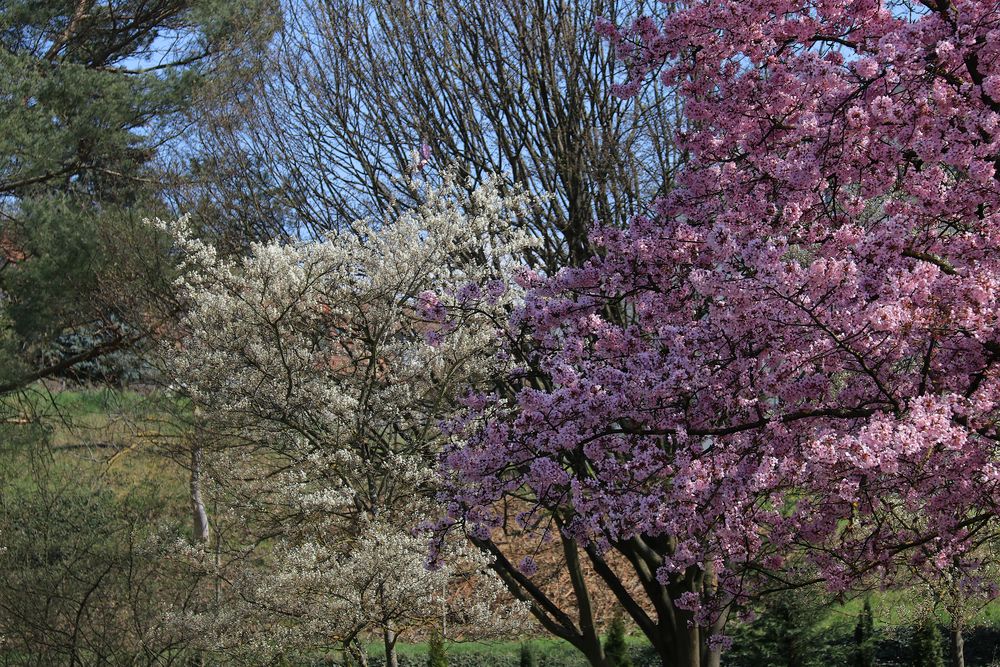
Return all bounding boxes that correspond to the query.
[153,172,532,664]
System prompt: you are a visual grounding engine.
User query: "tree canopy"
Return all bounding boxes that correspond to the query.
[436,2,1000,666]
[0,0,275,390]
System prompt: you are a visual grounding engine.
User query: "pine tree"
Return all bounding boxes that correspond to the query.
[0,0,275,392]
[726,589,846,667]
[519,642,537,667]
[427,627,448,667]
[604,614,633,667]
[911,616,944,667]
[853,598,876,667]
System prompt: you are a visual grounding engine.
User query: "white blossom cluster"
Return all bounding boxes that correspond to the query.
[150,173,534,656]
[158,524,524,663]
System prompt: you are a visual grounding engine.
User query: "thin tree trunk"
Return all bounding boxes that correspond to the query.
[190,446,210,543]
[562,536,607,667]
[950,622,965,667]
[383,626,398,667]
[188,445,209,667]
[701,564,728,667]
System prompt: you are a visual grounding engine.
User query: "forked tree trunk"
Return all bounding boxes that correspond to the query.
[663,612,718,667]
[477,535,720,667]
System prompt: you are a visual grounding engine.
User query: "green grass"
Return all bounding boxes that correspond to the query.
[0,384,191,503]
[825,590,1000,630]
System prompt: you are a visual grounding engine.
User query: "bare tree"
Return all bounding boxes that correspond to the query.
[174,0,681,270]
[162,3,686,663]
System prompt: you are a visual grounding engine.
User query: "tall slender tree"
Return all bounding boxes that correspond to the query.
[854,598,875,667]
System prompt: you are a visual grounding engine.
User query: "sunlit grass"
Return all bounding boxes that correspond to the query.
[0,383,191,501]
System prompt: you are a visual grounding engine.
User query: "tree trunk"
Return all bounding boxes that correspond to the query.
[562,536,608,667]
[950,622,965,667]
[671,615,702,667]
[650,613,717,667]
[383,626,398,667]
[190,446,210,543]
[347,638,369,667]
[702,615,726,667]
[188,445,210,667]
[580,644,611,667]
[700,563,727,667]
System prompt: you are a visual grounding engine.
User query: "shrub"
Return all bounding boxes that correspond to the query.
[910,616,944,667]
[519,643,536,667]
[854,598,876,667]
[604,614,633,667]
[428,628,448,667]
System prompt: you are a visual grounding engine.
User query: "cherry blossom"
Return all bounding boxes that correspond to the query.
[437,3,1000,665]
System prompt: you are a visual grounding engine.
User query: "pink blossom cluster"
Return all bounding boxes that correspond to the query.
[438,0,1000,609]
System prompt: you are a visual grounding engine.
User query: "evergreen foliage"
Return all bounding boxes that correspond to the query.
[854,598,876,667]
[519,643,536,667]
[0,0,275,391]
[603,614,632,667]
[910,616,944,667]
[427,628,448,667]
[726,590,846,667]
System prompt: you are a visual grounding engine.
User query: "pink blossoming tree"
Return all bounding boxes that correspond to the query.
[436,2,1000,666]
